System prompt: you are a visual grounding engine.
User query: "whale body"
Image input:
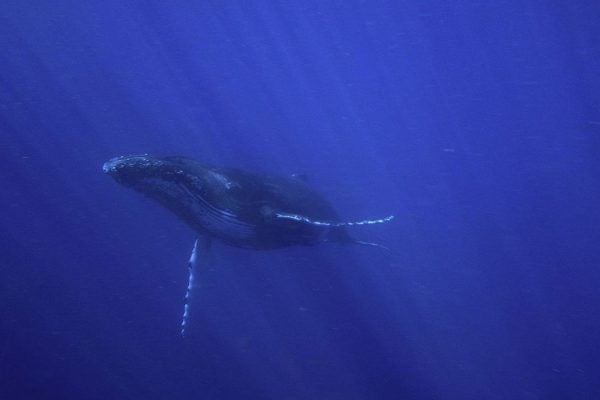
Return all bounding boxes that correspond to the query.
[103,154,390,250]
[104,154,393,335]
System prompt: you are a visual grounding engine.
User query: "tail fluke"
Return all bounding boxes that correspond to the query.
[351,239,391,251]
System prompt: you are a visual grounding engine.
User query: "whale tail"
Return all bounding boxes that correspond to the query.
[349,239,391,251]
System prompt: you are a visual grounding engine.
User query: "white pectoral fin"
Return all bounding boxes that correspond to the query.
[275,212,394,251]
[275,212,394,227]
[181,236,211,337]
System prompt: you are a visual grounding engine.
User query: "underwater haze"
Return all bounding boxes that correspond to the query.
[1,1,600,399]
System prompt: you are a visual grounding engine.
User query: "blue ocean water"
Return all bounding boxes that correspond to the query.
[1,1,599,399]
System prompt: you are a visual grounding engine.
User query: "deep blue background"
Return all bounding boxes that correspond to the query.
[1,1,599,399]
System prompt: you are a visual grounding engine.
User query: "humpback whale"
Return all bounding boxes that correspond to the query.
[103,154,393,334]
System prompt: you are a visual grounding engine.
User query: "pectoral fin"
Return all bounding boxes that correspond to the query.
[274,212,394,227]
[181,236,211,336]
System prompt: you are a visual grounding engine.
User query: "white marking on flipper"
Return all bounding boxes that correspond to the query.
[275,213,394,227]
[181,236,211,337]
